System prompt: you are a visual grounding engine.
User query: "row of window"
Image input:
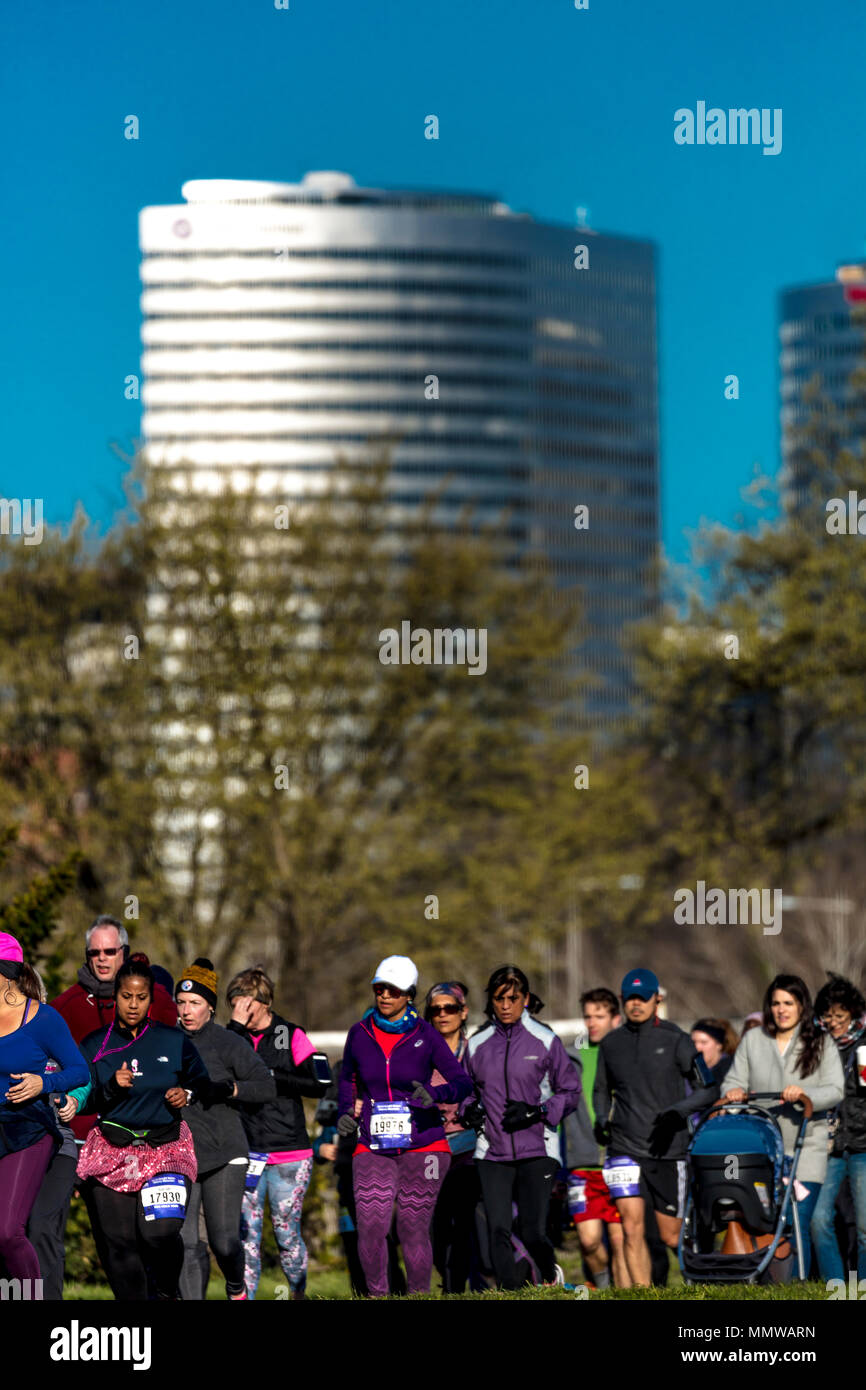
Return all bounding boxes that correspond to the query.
[147,308,535,329]
[144,343,653,376]
[781,312,863,339]
[144,420,648,448]
[144,278,533,300]
[782,343,866,365]
[145,309,651,339]
[145,401,639,431]
[143,248,652,290]
[781,370,866,395]
[144,370,633,403]
[144,248,532,268]
[146,430,657,467]
[144,283,653,317]
[143,353,643,382]
[151,460,657,494]
[144,327,650,356]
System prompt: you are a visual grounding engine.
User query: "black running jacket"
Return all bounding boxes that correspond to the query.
[593,1014,720,1161]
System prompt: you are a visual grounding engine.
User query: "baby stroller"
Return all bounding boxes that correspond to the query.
[678,1092,813,1284]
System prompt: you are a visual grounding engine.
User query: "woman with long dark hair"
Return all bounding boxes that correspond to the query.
[0,933,88,1284]
[463,964,581,1289]
[810,974,866,1283]
[724,972,844,1276]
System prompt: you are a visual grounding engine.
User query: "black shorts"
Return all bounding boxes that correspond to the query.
[606,1156,687,1219]
[639,1158,687,1219]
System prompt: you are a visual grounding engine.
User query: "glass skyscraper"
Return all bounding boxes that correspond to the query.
[140,171,659,724]
[780,261,866,510]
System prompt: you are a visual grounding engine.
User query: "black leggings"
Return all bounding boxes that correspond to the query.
[477,1155,558,1289]
[27,1151,78,1300]
[179,1162,247,1300]
[432,1155,483,1293]
[83,1178,191,1300]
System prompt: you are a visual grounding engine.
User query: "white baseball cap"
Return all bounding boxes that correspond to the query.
[372,955,418,994]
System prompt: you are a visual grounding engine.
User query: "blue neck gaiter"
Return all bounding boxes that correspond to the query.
[364,1004,419,1034]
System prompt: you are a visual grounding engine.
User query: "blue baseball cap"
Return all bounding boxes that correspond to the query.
[621,968,660,1001]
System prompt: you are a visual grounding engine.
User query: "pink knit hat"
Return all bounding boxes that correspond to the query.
[0,931,24,962]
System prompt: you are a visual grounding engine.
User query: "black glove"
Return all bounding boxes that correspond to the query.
[409,1079,435,1108]
[502,1100,544,1133]
[649,1109,684,1158]
[593,1119,611,1147]
[337,1112,358,1138]
[463,1100,486,1133]
[208,1078,235,1106]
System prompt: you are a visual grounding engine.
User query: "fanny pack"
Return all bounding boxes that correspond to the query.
[447,1128,477,1156]
[99,1117,181,1148]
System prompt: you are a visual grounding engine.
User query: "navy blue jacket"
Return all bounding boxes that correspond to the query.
[80,1019,211,1134]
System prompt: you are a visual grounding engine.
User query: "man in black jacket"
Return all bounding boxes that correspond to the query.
[592,967,719,1287]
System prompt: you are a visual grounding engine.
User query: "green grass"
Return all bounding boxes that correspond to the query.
[61,1279,837,1301]
[63,1243,834,1302]
[60,1221,839,1301]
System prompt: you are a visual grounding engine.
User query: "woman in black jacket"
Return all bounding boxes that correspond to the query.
[811,974,866,1283]
[226,967,330,1300]
[175,957,276,1300]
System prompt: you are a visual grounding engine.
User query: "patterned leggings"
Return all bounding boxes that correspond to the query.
[240,1157,313,1298]
[353,1147,450,1297]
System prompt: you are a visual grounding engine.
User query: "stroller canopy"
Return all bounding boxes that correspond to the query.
[691,1112,784,1167]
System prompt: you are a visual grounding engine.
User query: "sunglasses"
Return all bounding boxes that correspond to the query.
[430,1003,461,1016]
[87,947,121,959]
[373,983,406,997]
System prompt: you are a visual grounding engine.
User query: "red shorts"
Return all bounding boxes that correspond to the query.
[570,1168,621,1225]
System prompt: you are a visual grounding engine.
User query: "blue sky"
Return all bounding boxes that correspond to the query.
[2,0,864,563]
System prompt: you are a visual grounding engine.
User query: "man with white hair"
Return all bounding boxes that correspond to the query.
[50,915,176,1142]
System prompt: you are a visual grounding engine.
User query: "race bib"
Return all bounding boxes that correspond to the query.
[245,1151,269,1191]
[602,1155,641,1199]
[567,1174,588,1218]
[140,1173,187,1221]
[369,1101,413,1151]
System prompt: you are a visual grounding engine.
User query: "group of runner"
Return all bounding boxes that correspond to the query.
[1,917,864,1298]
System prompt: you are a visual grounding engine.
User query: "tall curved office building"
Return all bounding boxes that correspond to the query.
[140,171,659,724]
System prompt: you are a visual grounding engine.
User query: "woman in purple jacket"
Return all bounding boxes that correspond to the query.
[337,954,473,1297]
[464,964,581,1289]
